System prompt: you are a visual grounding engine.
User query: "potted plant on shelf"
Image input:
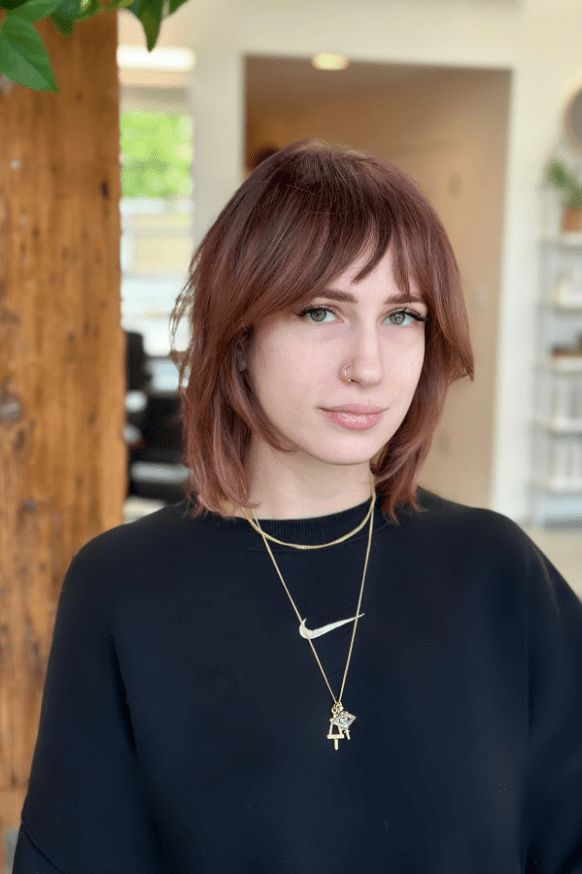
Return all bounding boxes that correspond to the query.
[546,158,582,232]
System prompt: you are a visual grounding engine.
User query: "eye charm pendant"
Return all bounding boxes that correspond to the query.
[327,701,356,750]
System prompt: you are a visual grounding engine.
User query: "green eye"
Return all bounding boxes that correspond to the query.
[297,305,427,327]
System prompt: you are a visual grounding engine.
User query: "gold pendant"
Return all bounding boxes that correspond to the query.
[327,701,356,750]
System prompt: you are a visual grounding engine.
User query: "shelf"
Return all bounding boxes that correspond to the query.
[541,233,582,247]
[539,294,582,310]
[533,416,582,433]
[536,355,582,372]
[531,475,582,494]
[533,225,582,523]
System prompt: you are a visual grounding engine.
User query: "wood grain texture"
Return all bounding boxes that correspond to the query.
[0,8,124,858]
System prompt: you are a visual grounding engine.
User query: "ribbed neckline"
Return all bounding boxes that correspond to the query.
[186,490,417,551]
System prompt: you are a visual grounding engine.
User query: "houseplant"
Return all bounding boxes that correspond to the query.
[546,158,582,232]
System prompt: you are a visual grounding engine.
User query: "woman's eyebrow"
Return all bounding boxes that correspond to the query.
[317,288,425,305]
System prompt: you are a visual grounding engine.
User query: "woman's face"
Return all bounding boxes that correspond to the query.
[243,244,428,471]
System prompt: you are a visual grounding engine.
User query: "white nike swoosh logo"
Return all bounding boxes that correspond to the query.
[299,613,365,639]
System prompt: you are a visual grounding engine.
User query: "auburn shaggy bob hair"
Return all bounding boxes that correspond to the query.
[170,138,474,525]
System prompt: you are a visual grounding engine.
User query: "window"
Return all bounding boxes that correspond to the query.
[120,105,193,357]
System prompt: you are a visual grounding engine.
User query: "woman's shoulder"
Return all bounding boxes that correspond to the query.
[72,499,192,568]
[414,484,527,537]
[58,500,211,610]
[411,485,542,571]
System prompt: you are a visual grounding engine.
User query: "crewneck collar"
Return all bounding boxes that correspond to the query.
[184,490,415,551]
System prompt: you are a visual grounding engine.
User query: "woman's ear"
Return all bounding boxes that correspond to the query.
[235,328,252,371]
[235,338,247,372]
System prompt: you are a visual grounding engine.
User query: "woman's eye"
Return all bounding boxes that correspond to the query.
[297,305,426,327]
[297,306,335,324]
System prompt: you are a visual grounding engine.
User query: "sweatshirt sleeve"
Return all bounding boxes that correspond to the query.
[12,544,169,874]
[523,538,582,873]
[11,822,65,873]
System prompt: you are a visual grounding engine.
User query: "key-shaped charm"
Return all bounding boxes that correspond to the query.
[327,701,356,750]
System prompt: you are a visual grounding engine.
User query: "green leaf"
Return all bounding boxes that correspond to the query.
[0,13,57,90]
[49,0,81,35]
[10,0,65,20]
[168,0,187,14]
[1,0,30,12]
[129,0,163,51]
[546,158,582,206]
[547,159,571,189]
[74,0,99,20]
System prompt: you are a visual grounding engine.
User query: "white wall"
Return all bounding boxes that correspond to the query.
[120,0,582,521]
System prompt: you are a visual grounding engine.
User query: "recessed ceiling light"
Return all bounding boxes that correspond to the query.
[311,53,349,71]
[117,45,195,72]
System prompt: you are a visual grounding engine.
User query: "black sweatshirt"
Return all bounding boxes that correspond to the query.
[12,487,582,873]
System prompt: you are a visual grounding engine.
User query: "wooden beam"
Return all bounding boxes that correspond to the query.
[0,9,125,861]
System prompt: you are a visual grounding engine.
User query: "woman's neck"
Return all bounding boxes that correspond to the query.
[221,485,375,522]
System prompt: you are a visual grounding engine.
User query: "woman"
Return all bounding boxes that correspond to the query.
[13,139,582,873]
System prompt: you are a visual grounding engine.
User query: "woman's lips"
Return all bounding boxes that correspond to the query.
[323,409,381,431]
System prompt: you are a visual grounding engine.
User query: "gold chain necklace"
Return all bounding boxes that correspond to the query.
[241,484,375,549]
[240,471,376,750]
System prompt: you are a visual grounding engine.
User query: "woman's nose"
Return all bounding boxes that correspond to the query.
[342,329,384,383]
